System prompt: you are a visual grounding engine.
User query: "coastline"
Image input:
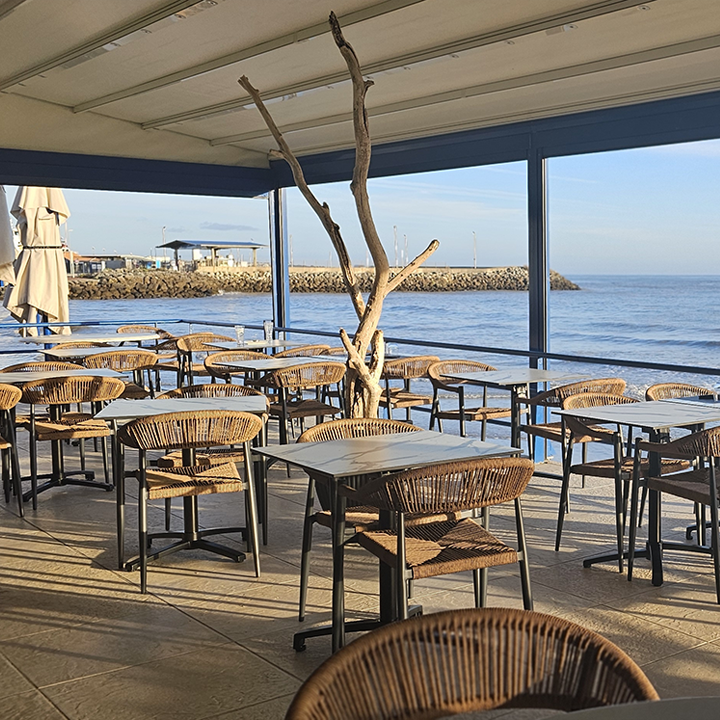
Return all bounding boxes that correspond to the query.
[68,266,579,300]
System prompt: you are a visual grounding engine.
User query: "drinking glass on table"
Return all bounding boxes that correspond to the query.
[234,325,245,345]
[263,320,274,342]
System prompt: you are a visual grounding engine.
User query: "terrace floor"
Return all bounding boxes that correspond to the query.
[2,426,720,720]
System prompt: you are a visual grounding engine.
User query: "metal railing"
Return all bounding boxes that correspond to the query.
[1,317,719,380]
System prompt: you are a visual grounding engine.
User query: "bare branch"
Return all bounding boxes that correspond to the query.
[238,75,366,319]
[386,239,440,293]
[367,329,385,382]
[328,12,389,288]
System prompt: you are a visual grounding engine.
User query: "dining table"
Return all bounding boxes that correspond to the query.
[556,397,720,583]
[96,395,270,568]
[207,339,314,352]
[441,367,589,446]
[255,430,520,653]
[0,368,125,383]
[551,696,720,719]
[21,331,161,346]
[41,345,163,361]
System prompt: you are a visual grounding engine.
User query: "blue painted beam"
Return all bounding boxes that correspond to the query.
[0,147,274,197]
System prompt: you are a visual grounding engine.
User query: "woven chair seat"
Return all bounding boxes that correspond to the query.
[570,457,689,478]
[35,418,111,441]
[315,506,463,532]
[647,468,719,505]
[357,518,517,580]
[16,411,92,429]
[433,406,511,422]
[522,420,616,443]
[120,382,151,399]
[379,389,433,409]
[269,399,341,419]
[143,461,243,500]
[157,447,247,468]
[0,433,10,451]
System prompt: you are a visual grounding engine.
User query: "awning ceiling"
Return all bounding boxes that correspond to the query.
[1,0,720,190]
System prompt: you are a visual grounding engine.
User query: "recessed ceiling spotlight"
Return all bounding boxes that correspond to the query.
[563,23,578,30]
[506,40,515,45]
[638,4,651,9]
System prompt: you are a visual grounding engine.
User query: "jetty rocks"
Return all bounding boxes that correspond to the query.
[68,266,579,300]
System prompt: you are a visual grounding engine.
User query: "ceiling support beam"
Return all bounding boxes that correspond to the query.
[0,0,204,91]
[142,0,653,130]
[0,0,30,22]
[209,32,720,147]
[72,0,428,113]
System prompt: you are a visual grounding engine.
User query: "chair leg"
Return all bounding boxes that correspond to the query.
[165,499,172,531]
[396,513,408,620]
[515,497,533,610]
[555,438,574,552]
[638,483,648,527]
[627,475,641,581]
[473,507,489,607]
[138,456,148,594]
[243,441,261,578]
[29,420,38,511]
[299,477,316,621]
[101,436,110,485]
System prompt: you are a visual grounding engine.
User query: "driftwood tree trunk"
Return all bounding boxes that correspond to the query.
[238,12,438,418]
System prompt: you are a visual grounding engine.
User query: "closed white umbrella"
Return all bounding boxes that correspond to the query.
[4,186,71,335]
[0,186,15,285]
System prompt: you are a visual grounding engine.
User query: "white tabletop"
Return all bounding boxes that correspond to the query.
[222,356,343,372]
[22,332,160,345]
[95,396,268,421]
[443,368,587,387]
[0,368,125,384]
[255,430,519,479]
[556,399,720,430]
[552,696,720,719]
[208,339,315,351]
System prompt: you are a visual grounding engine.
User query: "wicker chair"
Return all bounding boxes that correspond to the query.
[379,355,439,422]
[83,349,158,399]
[117,324,174,340]
[320,347,346,356]
[646,382,717,401]
[275,344,331,358]
[557,392,688,572]
[285,607,659,719]
[645,382,717,542]
[264,362,345,443]
[51,341,109,350]
[628,426,720,602]
[0,361,83,372]
[175,333,235,386]
[428,360,510,438]
[159,383,267,400]
[296,418,424,621]
[117,409,264,592]
[348,456,535,619]
[204,350,265,383]
[0,384,23,516]
[520,378,627,472]
[21,376,125,509]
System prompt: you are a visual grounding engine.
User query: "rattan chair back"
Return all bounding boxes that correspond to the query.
[428,359,497,391]
[118,409,263,451]
[320,347,346,356]
[645,382,716,401]
[117,324,174,339]
[83,349,158,372]
[176,333,234,353]
[350,456,534,514]
[645,424,720,459]
[158,383,266,399]
[275,344,331,358]
[0,383,22,410]
[382,355,439,380]
[268,362,345,390]
[562,392,637,410]
[531,378,628,408]
[298,418,421,443]
[52,342,108,350]
[1,361,83,372]
[155,338,179,353]
[22,376,125,406]
[286,607,658,719]
[204,350,265,378]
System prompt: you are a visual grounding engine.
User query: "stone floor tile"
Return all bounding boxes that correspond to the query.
[640,641,720,697]
[0,690,71,720]
[201,694,295,720]
[0,651,35,699]
[42,644,301,720]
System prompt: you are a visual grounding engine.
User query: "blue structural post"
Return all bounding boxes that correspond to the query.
[268,188,290,333]
[527,147,549,458]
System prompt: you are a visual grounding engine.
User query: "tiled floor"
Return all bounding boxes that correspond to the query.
[2,429,720,719]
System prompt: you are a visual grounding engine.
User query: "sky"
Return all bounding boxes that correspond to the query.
[3,137,719,276]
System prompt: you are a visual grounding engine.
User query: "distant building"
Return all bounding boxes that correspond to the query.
[157,239,267,269]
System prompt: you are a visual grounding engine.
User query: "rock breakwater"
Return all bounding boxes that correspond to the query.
[68,266,579,300]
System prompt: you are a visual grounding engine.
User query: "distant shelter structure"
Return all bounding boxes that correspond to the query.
[158,239,266,269]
